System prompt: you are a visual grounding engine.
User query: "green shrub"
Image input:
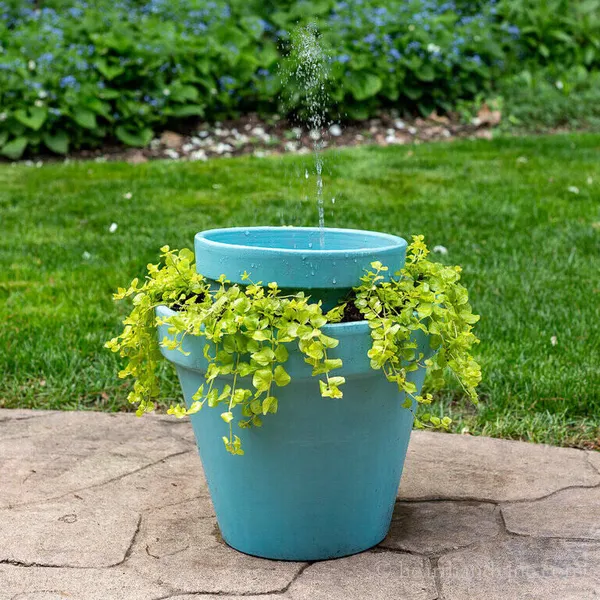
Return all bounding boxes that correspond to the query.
[0,0,280,157]
[0,0,509,158]
[276,1,508,120]
[497,0,600,70]
[1,0,599,158]
[499,66,600,130]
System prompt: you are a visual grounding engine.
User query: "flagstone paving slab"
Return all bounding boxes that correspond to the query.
[0,409,598,600]
[399,430,600,502]
[501,486,600,540]
[0,565,167,600]
[287,552,437,600]
[0,499,140,567]
[80,449,209,513]
[438,538,600,600]
[127,499,302,595]
[381,501,502,554]
[0,410,191,508]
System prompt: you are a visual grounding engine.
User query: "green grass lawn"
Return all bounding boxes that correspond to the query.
[1,133,599,449]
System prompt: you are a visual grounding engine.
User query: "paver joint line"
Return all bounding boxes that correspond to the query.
[146,544,190,560]
[395,497,499,505]
[398,478,600,505]
[149,562,313,598]
[121,514,143,564]
[152,495,211,512]
[414,478,600,506]
[586,452,600,476]
[498,480,600,506]
[0,559,95,570]
[0,414,49,423]
[429,557,444,600]
[504,530,600,543]
[374,545,429,558]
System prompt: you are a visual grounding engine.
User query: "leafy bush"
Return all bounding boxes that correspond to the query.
[0,0,281,157]
[0,0,512,158]
[278,1,509,120]
[498,66,600,130]
[497,0,600,70]
[0,0,598,158]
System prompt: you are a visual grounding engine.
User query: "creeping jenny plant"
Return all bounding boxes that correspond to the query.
[106,236,481,454]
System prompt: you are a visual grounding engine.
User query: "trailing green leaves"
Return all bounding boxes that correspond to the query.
[106,248,346,455]
[107,236,480,455]
[353,235,481,430]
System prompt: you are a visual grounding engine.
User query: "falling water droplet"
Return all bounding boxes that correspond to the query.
[244,230,250,236]
[331,197,336,204]
[332,278,337,284]
[308,242,313,249]
[311,270,315,276]
[315,155,325,248]
[305,169,309,179]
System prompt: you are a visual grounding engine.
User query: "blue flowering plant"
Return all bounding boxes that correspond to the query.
[320,0,513,119]
[0,0,279,158]
[0,0,594,158]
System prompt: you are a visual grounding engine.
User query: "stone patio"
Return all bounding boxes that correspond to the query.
[1,409,599,599]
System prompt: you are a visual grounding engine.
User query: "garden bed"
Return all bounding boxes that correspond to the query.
[8,110,499,165]
[2,0,599,159]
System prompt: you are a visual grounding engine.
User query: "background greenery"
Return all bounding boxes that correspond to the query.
[1,134,598,449]
[1,0,600,158]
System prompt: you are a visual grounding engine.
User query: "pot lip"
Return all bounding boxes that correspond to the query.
[194,226,407,257]
[155,304,370,334]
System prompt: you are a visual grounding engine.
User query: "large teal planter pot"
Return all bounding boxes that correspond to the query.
[157,227,430,561]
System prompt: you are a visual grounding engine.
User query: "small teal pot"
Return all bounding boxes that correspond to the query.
[194,226,407,310]
[157,227,430,561]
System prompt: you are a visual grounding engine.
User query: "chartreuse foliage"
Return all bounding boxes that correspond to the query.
[329,235,480,428]
[106,237,480,454]
[106,246,348,454]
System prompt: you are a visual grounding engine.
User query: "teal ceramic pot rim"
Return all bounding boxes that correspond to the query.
[156,304,368,334]
[194,227,408,291]
[156,304,371,378]
[156,303,432,381]
[195,227,406,256]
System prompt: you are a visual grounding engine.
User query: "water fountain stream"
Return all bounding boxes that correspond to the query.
[282,24,331,248]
